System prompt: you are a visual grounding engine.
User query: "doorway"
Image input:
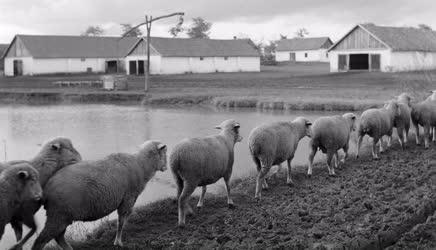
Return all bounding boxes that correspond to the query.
[13,60,23,76]
[138,60,145,75]
[129,61,137,75]
[106,60,118,73]
[349,54,369,70]
[289,52,296,61]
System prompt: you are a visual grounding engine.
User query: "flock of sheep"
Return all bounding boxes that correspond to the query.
[1,91,436,250]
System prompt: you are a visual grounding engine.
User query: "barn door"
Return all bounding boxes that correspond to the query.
[338,54,347,71]
[13,60,23,76]
[370,54,381,71]
[129,61,137,75]
[289,52,296,61]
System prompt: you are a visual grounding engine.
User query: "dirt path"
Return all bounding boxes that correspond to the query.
[71,141,435,250]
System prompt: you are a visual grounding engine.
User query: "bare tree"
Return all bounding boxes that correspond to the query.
[81,26,105,36]
[120,23,143,37]
[418,24,433,31]
[186,17,212,39]
[295,28,309,38]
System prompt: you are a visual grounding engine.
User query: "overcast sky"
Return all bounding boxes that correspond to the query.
[0,0,435,44]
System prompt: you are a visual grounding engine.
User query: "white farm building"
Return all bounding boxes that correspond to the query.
[329,24,436,72]
[2,35,260,76]
[275,37,333,62]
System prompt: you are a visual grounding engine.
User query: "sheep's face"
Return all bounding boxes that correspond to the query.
[385,101,401,116]
[11,164,43,202]
[41,137,82,167]
[398,93,412,107]
[294,117,312,138]
[215,119,243,143]
[343,113,357,131]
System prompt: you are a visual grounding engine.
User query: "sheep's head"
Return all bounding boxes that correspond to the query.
[343,113,357,131]
[294,117,312,138]
[1,163,43,202]
[385,100,401,116]
[140,140,167,172]
[397,93,412,107]
[40,137,82,168]
[215,119,243,143]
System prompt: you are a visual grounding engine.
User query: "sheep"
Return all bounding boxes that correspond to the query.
[307,113,357,177]
[248,117,312,200]
[3,137,82,250]
[357,100,400,160]
[0,163,42,241]
[31,140,167,250]
[411,100,436,149]
[425,90,436,142]
[389,93,412,149]
[170,119,242,227]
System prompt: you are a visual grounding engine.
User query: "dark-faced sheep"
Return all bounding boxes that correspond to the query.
[31,140,167,250]
[170,119,242,227]
[3,137,82,250]
[248,117,312,199]
[411,100,436,149]
[0,163,42,241]
[357,100,400,159]
[308,113,356,176]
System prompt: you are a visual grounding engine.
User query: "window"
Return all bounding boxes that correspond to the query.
[200,57,204,61]
[224,56,228,60]
[81,58,86,62]
[304,53,308,58]
[326,53,329,58]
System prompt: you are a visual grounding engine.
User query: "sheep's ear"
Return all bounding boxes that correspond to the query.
[51,143,61,151]
[305,121,312,127]
[214,125,222,130]
[351,116,356,120]
[17,170,29,180]
[234,123,240,129]
[157,143,166,151]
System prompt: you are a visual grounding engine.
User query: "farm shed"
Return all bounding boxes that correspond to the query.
[2,35,137,76]
[2,35,260,76]
[329,24,436,72]
[125,37,260,75]
[275,37,333,62]
[0,44,8,74]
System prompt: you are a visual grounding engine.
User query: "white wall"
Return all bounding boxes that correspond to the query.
[124,55,161,75]
[276,49,328,62]
[4,57,33,76]
[329,49,391,72]
[390,51,436,72]
[160,56,260,75]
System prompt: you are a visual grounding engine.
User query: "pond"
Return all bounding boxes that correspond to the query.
[0,104,344,249]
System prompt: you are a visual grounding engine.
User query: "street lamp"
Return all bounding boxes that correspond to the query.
[121,12,184,92]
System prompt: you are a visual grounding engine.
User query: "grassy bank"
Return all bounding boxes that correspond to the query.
[63,140,436,250]
[2,63,436,110]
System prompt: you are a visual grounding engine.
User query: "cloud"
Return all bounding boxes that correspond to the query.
[0,0,435,43]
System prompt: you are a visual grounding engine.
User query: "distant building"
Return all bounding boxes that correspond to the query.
[275,37,333,62]
[329,24,436,72]
[2,35,260,76]
[0,44,8,74]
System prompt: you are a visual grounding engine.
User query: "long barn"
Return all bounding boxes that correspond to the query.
[2,35,260,76]
[329,24,436,72]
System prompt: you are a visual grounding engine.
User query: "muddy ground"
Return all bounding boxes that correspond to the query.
[71,140,436,250]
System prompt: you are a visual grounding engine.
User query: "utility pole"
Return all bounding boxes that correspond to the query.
[121,12,184,92]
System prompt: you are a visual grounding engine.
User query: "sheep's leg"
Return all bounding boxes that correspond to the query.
[173,172,184,199]
[286,159,294,185]
[252,156,268,190]
[379,137,385,153]
[404,126,409,144]
[341,144,349,165]
[178,182,196,227]
[397,127,405,150]
[11,216,36,250]
[334,152,339,168]
[255,162,271,200]
[433,127,436,142]
[424,126,430,149]
[54,229,72,250]
[356,136,363,159]
[114,198,135,247]
[326,152,335,176]
[414,121,420,145]
[197,186,207,208]
[31,216,70,250]
[372,138,380,160]
[307,145,317,177]
[10,219,23,242]
[387,134,392,148]
[268,164,282,181]
[224,177,235,209]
